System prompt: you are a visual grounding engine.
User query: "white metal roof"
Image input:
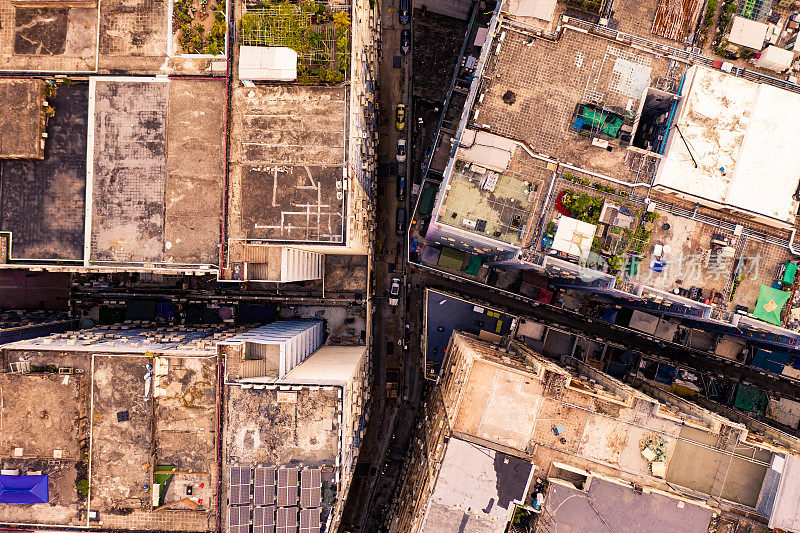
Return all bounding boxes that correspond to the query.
[551,216,597,262]
[655,66,800,226]
[755,45,794,72]
[729,16,768,49]
[239,46,298,81]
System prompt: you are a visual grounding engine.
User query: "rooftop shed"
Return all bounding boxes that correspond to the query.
[239,46,298,81]
[729,16,768,49]
[755,45,794,72]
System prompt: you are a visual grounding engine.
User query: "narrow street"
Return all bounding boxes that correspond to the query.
[340,0,420,528]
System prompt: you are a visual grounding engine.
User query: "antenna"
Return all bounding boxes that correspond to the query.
[673,124,698,169]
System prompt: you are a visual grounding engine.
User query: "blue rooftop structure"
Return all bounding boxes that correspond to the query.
[0,475,49,504]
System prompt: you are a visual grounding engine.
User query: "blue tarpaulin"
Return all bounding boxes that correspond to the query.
[751,348,790,375]
[0,475,49,504]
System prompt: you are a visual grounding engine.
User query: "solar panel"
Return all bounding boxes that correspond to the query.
[277,468,298,507]
[276,506,298,533]
[255,467,276,506]
[228,505,250,533]
[254,505,276,533]
[229,465,252,505]
[300,468,321,508]
[300,508,321,533]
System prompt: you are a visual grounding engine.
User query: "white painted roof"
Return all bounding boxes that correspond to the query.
[504,0,557,21]
[729,16,768,49]
[239,46,298,81]
[655,66,800,226]
[551,216,597,262]
[458,129,518,171]
[755,45,794,72]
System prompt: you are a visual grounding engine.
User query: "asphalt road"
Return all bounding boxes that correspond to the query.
[339,0,420,529]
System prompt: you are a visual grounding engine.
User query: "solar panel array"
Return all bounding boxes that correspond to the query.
[255,466,276,506]
[229,465,252,505]
[300,508,321,533]
[300,468,322,508]
[277,468,299,507]
[254,505,276,533]
[276,506,299,533]
[228,505,250,533]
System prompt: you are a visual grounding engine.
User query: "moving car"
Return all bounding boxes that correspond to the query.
[399,0,410,24]
[388,277,401,306]
[395,103,406,130]
[400,29,410,55]
[396,208,406,235]
[396,138,407,162]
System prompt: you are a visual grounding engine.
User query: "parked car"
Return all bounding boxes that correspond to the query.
[397,172,406,202]
[395,103,406,130]
[388,277,401,306]
[399,0,410,24]
[396,138,407,162]
[396,208,406,235]
[400,29,410,55]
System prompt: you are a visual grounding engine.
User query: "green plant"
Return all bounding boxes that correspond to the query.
[703,0,717,26]
[77,479,89,496]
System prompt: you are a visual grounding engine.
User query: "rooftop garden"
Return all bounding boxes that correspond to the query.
[545,173,655,276]
[239,0,351,83]
[174,0,227,55]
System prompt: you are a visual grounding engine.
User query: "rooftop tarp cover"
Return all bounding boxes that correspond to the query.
[438,247,466,270]
[0,474,49,504]
[753,284,791,326]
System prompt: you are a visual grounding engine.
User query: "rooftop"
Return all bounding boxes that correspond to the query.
[444,332,795,514]
[0,79,44,159]
[472,28,676,182]
[227,85,348,244]
[88,77,225,266]
[420,437,532,533]
[0,0,225,74]
[424,289,516,377]
[0,333,224,530]
[1,81,87,261]
[655,66,800,227]
[542,472,715,532]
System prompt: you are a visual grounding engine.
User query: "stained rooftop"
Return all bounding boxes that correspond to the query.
[0,78,44,159]
[88,77,225,266]
[1,81,87,260]
[227,85,347,244]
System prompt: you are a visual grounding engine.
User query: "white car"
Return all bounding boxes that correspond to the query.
[388,277,401,306]
[396,139,407,163]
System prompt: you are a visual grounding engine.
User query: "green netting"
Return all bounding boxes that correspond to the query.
[782,262,797,285]
[465,254,483,275]
[734,384,768,414]
[418,184,436,216]
[575,105,624,137]
[438,246,466,270]
[753,284,791,326]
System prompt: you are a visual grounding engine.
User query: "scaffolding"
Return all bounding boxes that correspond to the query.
[238,2,350,80]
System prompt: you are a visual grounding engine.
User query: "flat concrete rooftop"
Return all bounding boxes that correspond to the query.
[88,77,225,266]
[0,78,44,159]
[0,344,219,530]
[421,437,532,533]
[225,385,339,467]
[228,85,347,244]
[0,4,98,71]
[452,351,778,509]
[473,28,677,182]
[1,81,87,260]
[543,474,715,532]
